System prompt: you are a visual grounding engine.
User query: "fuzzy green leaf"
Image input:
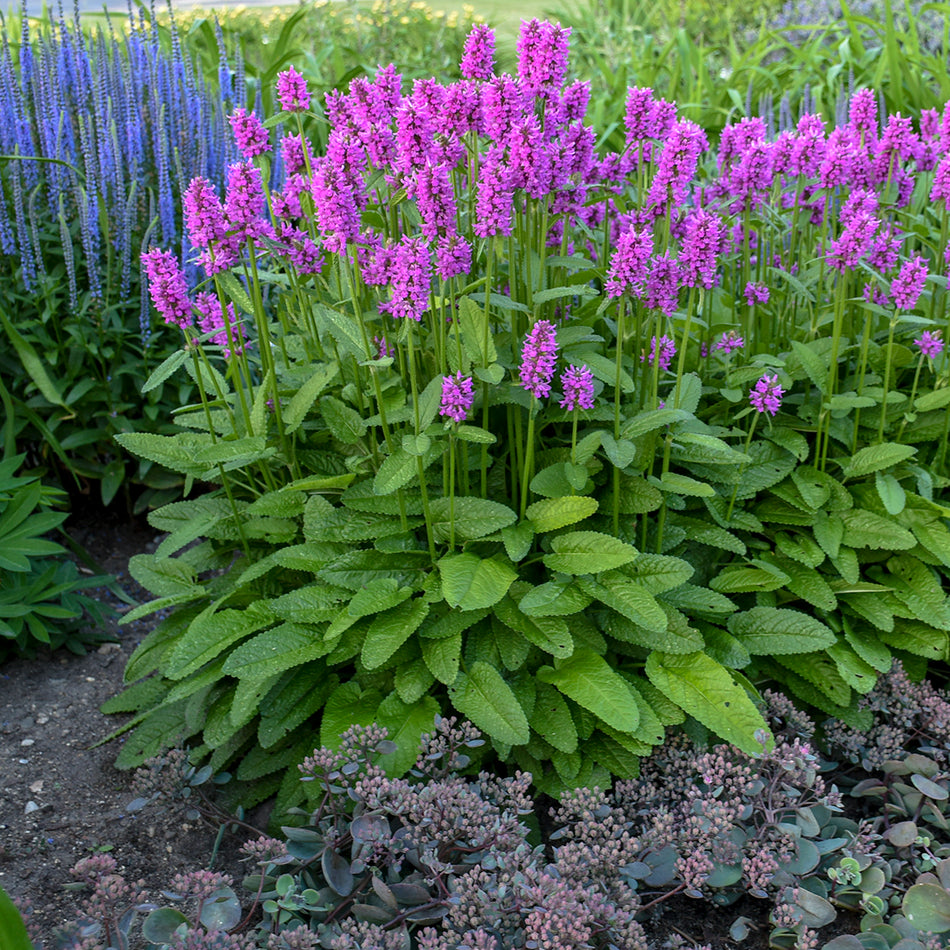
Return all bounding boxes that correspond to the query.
[841,509,916,550]
[374,693,440,776]
[728,607,836,655]
[538,649,640,733]
[421,634,462,684]
[450,662,530,745]
[430,497,517,542]
[361,598,430,670]
[223,623,333,679]
[543,531,638,575]
[577,572,667,633]
[347,579,415,619]
[645,652,771,755]
[493,596,574,658]
[284,364,339,434]
[373,449,418,495]
[438,554,517,611]
[530,682,578,753]
[526,495,599,532]
[518,580,592,617]
[258,667,338,748]
[844,443,917,479]
[320,682,383,750]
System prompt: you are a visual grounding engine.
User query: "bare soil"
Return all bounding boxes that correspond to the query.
[0,509,242,944]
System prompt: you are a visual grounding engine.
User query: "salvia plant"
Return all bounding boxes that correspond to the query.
[0,1,240,507]
[104,18,950,818]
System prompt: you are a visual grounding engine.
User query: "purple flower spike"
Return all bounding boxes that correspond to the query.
[914,329,944,359]
[716,330,745,354]
[460,24,496,81]
[374,335,395,360]
[520,320,559,399]
[743,282,770,307]
[228,107,271,159]
[196,292,245,359]
[559,364,595,410]
[891,256,928,311]
[142,248,192,329]
[750,374,784,416]
[641,334,676,372]
[517,19,571,98]
[276,66,311,113]
[440,372,475,422]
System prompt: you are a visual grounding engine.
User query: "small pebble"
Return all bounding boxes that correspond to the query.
[21,739,34,747]
[24,801,39,814]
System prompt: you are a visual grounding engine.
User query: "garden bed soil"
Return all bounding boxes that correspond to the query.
[0,507,860,949]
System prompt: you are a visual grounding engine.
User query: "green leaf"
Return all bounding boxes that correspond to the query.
[526,495,598,532]
[455,424,497,444]
[374,693,440,776]
[600,432,637,469]
[518,580,591,616]
[321,396,366,444]
[320,682,382,749]
[844,443,916,478]
[314,303,370,359]
[621,408,688,440]
[0,305,68,407]
[651,472,715,497]
[543,531,638,575]
[841,509,916,550]
[258,667,338,748]
[222,623,333,679]
[166,603,274,680]
[429,497,517,542]
[421,634,461,684]
[538,649,640,732]
[710,563,790,593]
[361,598,430,669]
[645,652,771,755]
[493,596,574,658]
[394,658,435,704]
[728,607,836,655]
[659,584,738,620]
[458,296,497,366]
[438,554,517,611]
[450,662,530,745]
[790,340,829,392]
[284,364,339,434]
[142,907,190,944]
[826,642,877,694]
[347,579,414,619]
[775,653,851,705]
[374,448,417,495]
[141,348,189,394]
[501,522,534,561]
[530,682,578,753]
[619,554,694,594]
[577,572,667,633]
[402,433,431,456]
[875,471,906,515]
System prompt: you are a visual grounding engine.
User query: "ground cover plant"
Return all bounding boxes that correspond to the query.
[97,15,950,821]
[28,672,950,949]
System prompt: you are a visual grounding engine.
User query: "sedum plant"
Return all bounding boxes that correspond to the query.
[105,18,950,810]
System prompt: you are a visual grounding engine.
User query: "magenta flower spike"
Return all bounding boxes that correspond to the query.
[228,107,271,159]
[914,330,944,359]
[519,320,559,399]
[460,24,496,81]
[439,372,475,422]
[743,282,770,307]
[606,225,653,298]
[387,236,431,322]
[195,292,245,358]
[716,330,745,354]
[559,364,595,411]
[517,18,571,99]
[891,256,929,310]
[749,374,784,416]
[680,208,721,290]
[141,248,192,329]
[276,66,311,113]
[641,335,676,372]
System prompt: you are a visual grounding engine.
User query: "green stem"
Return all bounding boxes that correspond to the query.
[520,402,537,520]
[878,311,901,443]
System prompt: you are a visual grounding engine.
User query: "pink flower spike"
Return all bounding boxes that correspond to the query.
[276,66,311,113]
[641,334,676,372]
[228,107,271,159]
[749,374,784,416]
[439,372,475,423]
[141,248,192,329]
[914,329,944,359]
[891,256,928,311]
[519,320,559,399]
[715,330,745,354]
[460,24,496,81]
[559,364,595,411]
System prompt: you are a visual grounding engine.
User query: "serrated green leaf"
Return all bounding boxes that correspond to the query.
[321,396,366,444]
[374,693,440,776]
[347,579,414,619]
[270,585,350,622]
[283,364,339,434]
[222,623,333,679]
[320,682,383,750]
[430,497,517,542]
[790,340,829,392]
[438,554,517,611]
[645,652,771,755]
[450,662,529,745]
[621,407,689,439]
[538,649,639,732]
[518,579,592,616]
[258,667,338,748]
[493,596,574,658]
[361,598,430,669]
[844,443,916,478]
[166,603,274,681]
[394,658,435,704]
[421,633,462,684]
[543,531,637,575]
[619,554,694,594]
[826,642,877,694]
[577,571,667,633]
[526,495,598,532]
[841,509,916,550]
[373,449,417,495]
[658,583,738,620]
[529,682,578,753]
[776,652,851,705]
[710,564,790,593]
[880,621,948,660]
[652,472,715,496]
[728,607,836,654]
[875,471,906,514]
